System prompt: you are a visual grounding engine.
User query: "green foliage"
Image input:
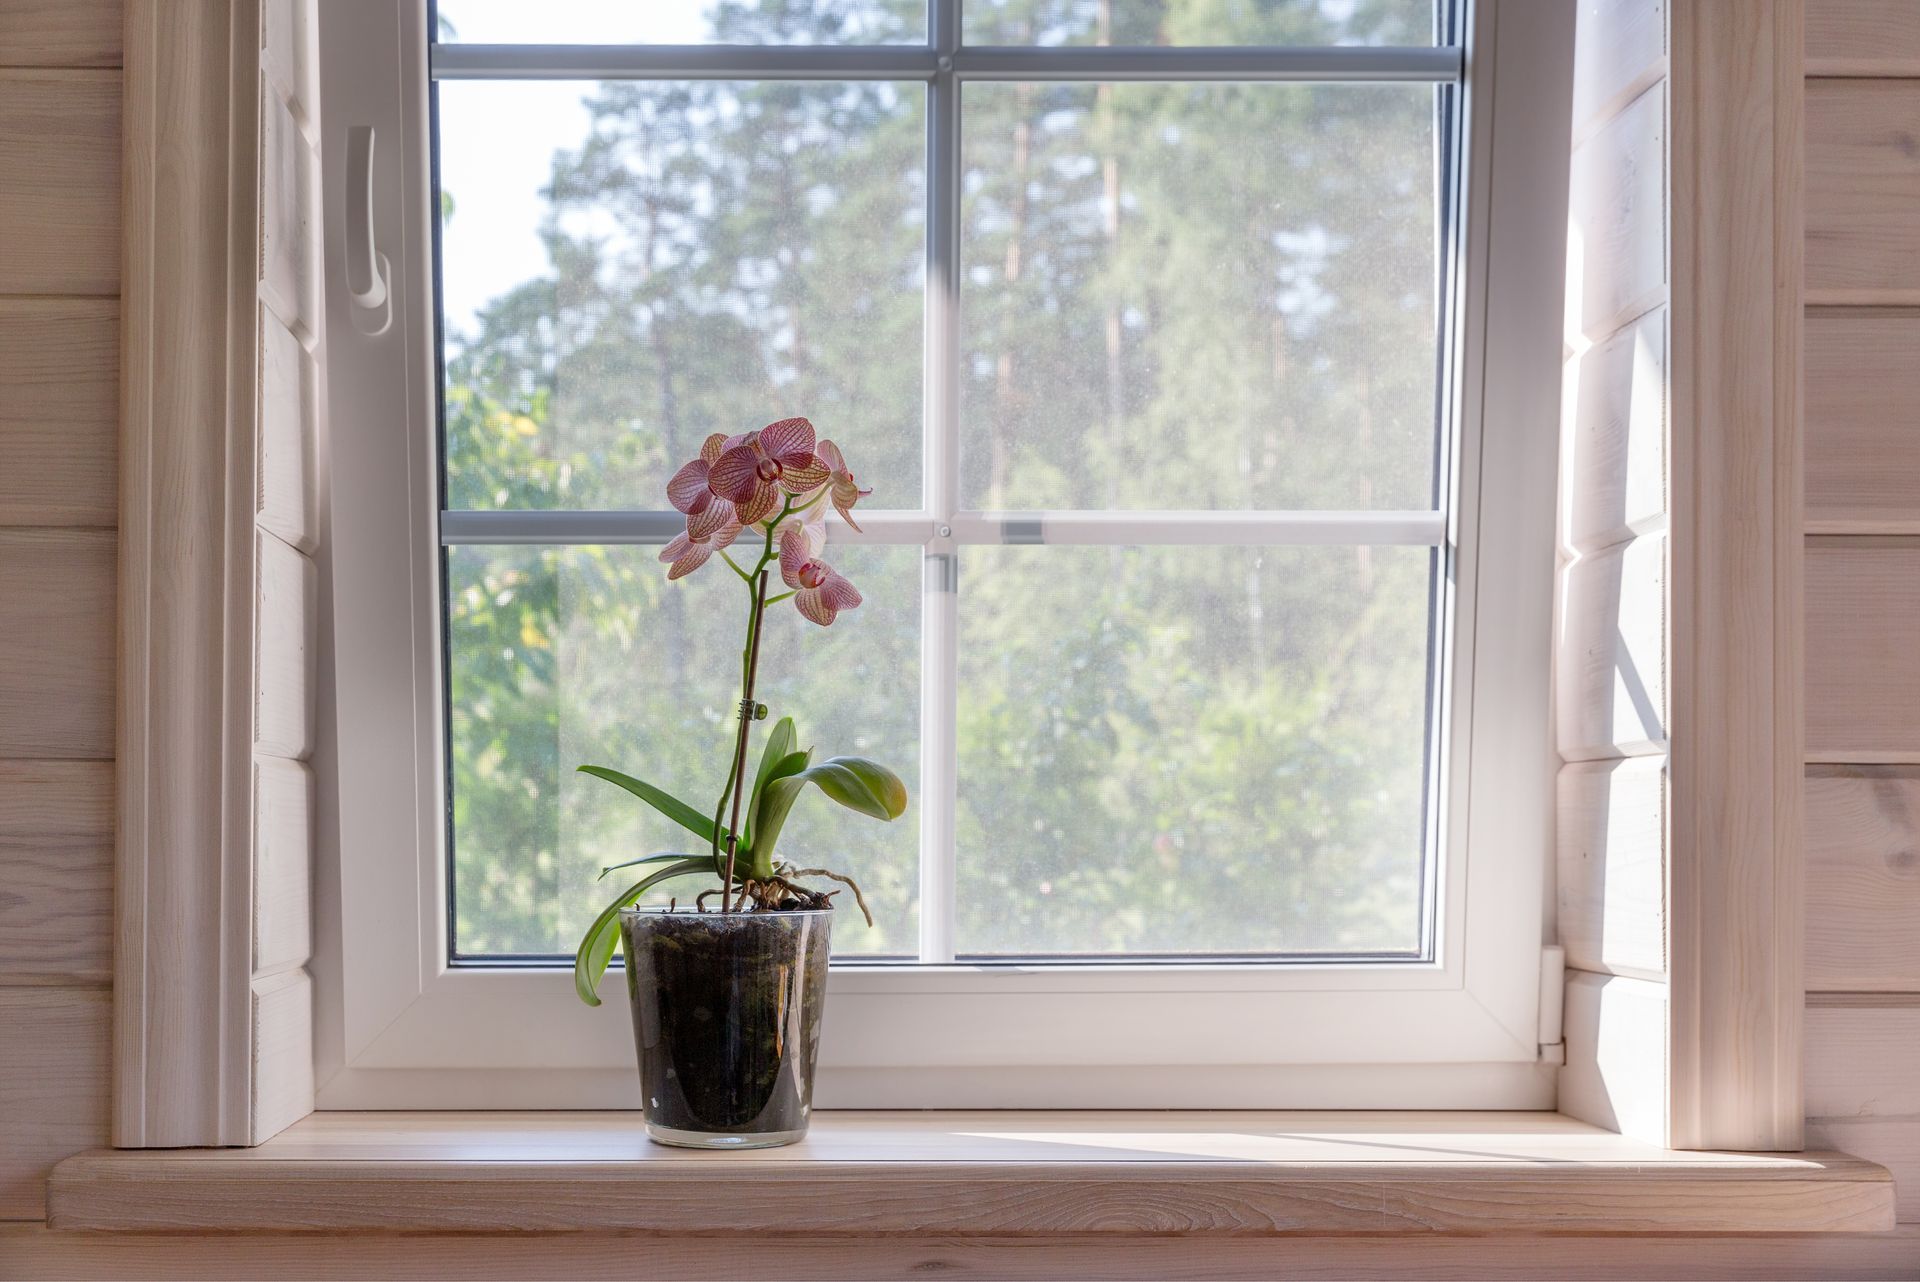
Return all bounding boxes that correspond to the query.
[445,0,1442,962]
[575,765,720,849]
[572,856,714,1006]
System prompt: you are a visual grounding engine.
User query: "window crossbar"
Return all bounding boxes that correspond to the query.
[429,43,1463,84]
[437,508,1449,547]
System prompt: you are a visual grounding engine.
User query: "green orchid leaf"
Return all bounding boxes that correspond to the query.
[596,851,701,883]
[572,857,712,1007]
[749,717,798,812]
[747,772,810,880]
[802,756,910,822]
[577,765,716,845]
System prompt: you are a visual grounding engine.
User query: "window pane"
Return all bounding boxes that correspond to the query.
[448,543,922,958]
[438,0,927,45]
[959,81,1439,511]
[962,0,1436,47]
[437,80,925,513]
[955,544,1433,957]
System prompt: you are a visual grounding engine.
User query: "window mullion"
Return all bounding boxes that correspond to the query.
[918,0,962,965]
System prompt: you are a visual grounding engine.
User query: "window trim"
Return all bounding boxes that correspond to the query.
[312,0,1569,1110]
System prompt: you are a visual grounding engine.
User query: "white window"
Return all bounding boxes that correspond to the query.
[315,0,1567,1108]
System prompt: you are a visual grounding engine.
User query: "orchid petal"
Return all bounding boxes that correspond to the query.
[760,416,815,464]
[666,458,713,514]
[780,459,830,494]
[819,568,862,611]
[699,432,728,465]
[666,544,714,580]
[778,524,808,588]
[686,502,733,541]
[816,438,846,474]
[733,484,779,526]
[659,533,693,564]
[709,445,764,502]
[795,586,836,626]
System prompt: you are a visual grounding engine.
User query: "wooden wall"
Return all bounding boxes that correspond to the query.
[1555,0,1672,1146]
[0,1,121,1222]
[1802,0,1920,1227]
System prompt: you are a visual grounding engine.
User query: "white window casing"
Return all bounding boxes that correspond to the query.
[312,0,1574,1110]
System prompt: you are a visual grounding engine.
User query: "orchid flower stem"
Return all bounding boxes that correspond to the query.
[718,549,752,583]
[717,502,790,913]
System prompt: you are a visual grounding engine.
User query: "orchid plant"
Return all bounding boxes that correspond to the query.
[572,417,909,1006]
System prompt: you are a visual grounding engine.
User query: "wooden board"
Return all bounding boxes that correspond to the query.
[0,761,113,984]
[0,530,115,760]
[1559,971,1669,1145]
[1806,766,1920,990]
[257,307,316,552]
[1808,1118,1920,1223]
[1808,79,1920,294]
[1557,756,1666,980]
[1568,81,1666,342]
[0,988,109,1220]
[259,87,315,341]
[0,1,121,70]
[1808,0,1920,76]
[1806,311,1920,527]
[46,1111,1892,1236]
[253,532,315,760]
[1806,1001,1920,1119]
[1557,532,1667,761]
[1806,540,1920,759]
[249,970,313,1146]
[8,1224,1920,1282]
[251,758,311,977]
[0,71,119,295]
[0,300,116,526]
[1571,0,1665,138]
[1562,307,1667,555]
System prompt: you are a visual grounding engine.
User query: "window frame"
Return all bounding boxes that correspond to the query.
[312,0,1567,1110]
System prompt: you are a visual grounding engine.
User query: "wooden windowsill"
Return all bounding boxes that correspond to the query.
[48,1110,1894,1236]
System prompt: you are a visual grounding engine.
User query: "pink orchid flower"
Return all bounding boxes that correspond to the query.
[779,522,862,626]
[709,417,829,526]
[659,502,742,581]
[815,438,872,531]
[665,432,730,517]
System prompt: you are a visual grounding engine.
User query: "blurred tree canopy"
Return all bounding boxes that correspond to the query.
[442,0,1441,960]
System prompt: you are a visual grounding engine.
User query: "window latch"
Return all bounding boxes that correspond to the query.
[345,125,392,332]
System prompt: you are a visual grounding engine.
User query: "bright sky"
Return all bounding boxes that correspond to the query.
[434,3,717,339]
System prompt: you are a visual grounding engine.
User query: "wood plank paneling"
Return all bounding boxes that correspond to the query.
[1808,80,1920,295]
[1808,0,1920,77]
[1563,307,1668,554]
[1808,1117,1920,1223]
[1806,311,1920,526]
[0,530,114,760]
[0,71,119,295]
[1558,532,1667,761]
[0,988,109,1221]
[1571,0,1665,136]
[8,1225,1920,1282]
[1807,1002,1920,1118]
[251,758,311,976]
[257,307,315,552]
[1560,971,1668,1145]
[0,300,116,527]
[0,762,112,984]
[1558,756,1667,980]
[1568,81,1666,341]
[0,1,121,69]
[259,88,315,340]
[253,533,315,760]
[1807,540,1920,759]
[250,970,313,1145]
[1806,766,1920,991]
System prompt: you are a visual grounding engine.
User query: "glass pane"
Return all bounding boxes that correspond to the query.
[438,0,928,44]
[962,0,1436,46]
[959,81,1439,511]
[955,544,1433,957]
[437,80,925,512]
[448,543,922,958]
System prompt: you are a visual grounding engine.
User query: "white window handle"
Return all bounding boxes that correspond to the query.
[345,125,390,313]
